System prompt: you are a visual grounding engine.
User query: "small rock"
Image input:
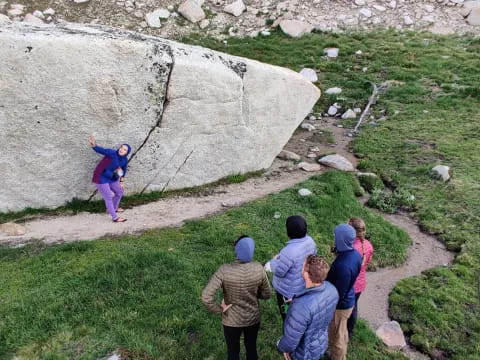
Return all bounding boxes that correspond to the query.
[310,147,320,152]
[278,150,301,161]
[10,3,25,10]
[298,188,312,196]
[279,19,313,37]
[0,13,10,23]
[0,222,26,236]
[318,154,355,171]
[261,30,271,36]
[199,19,210,28]
[356,172,378,177]
[355,50,362,55]
[7,8,23,16]
[326,87,342,95]
[341,109,356,119]
[307,153,317,158]
[73,0,90,3]
[404,15,414,25]
[33,10,45,19]
[23,13,44,24]
[324,47,339,58]
[424,4,435,12]
[273,211,281,219]
[376,321,407,349]
[299,68,318,83]
[178,0,206,23]
[354,107,362,113]
[373,5,386,11]
[328,106,338,116]
[298,162,322,172]
[43,8,55,15]
[309,115,317,121]
[145,9,170,27]
[301,123,316,131]
[432,165,450,181]
[167,5,174,11]
[224,0,246,17]
[354,0,366,5]
[388,0,397,9]
[359,8,373,17]
[106,353,122,360]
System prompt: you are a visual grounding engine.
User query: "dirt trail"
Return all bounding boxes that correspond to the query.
[0,117,455,359]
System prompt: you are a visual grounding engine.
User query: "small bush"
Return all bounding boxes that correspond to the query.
[358,175,384,193]
[367,188,415,213]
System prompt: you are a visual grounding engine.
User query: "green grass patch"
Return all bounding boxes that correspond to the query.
[180,29,480,358]
[0,172,408,359]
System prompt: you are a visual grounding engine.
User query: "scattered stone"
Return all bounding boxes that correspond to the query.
[432,165,450,181]
[318,154,355,171]
[354,107,362,113]
[307,153,317,158]
[328,105,338,116]
[309,115,317,121]
[324,47,339,58]
[7,8,23,17]
[261,30,271,36]
[356,172,378,177]
[301,123,316,131]
[376,321,407,349]
[310,147,320,152]
[33,10,45,19]
[44,8,55,16]
[299,68,318,83]
[279,20,313,37]
[298,188,312,196]
[145,9,170,28]
[341,109,356,119]
[424,4,435,13]
[0,222,26,236]
[167,5,175,11]
[298,162,322,172]
[0,13,10,23]
[388,0,397,9]
[274,211,281,219]
[404,15,414,25]
[354,0,366,5]
[224,0,246,17]
[23,13,45,24]
[278,150,301,161]
[106,353,121,360]
[199,19,210,29]
[355,50,362,55]
[373,5,386,11]
[73,0,91,3]
[359,8,373,18]
[326,87,342,95]
[178,0,206,23]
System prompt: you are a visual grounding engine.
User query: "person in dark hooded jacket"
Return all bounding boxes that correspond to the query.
[89,136,131,222]
[326,224,362,360]
[202,235,271,360]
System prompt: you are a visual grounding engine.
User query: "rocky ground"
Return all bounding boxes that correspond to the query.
[1,0,480,38]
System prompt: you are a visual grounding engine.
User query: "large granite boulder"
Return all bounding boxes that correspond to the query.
[0,22,320,212]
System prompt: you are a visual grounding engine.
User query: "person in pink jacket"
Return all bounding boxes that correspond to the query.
[347,217,374,337]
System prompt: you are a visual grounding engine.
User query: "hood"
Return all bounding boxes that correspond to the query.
[286,215,307,239]
[118,144,132,157]
[334,224,356,252]
[235,237,255,263]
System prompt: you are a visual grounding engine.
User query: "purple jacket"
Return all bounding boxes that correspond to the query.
[270,235,317,299]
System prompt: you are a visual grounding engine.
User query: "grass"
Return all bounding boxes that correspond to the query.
[0,171,264,224]
[0,172,409,359]
[179,29,480,358]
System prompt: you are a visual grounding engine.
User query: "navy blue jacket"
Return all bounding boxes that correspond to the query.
[326,250,362,309]
[277,281,339,360]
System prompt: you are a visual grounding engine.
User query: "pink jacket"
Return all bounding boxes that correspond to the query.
[353,237,374,294]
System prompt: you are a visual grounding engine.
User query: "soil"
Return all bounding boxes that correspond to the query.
[0,116,455,359]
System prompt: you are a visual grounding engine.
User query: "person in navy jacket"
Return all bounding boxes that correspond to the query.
[89,136,131,222]
[326,224,362,360]
[277,254,339,360]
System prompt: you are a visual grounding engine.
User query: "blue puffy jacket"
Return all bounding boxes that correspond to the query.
[277,281,339,360]
[270,236,317,299]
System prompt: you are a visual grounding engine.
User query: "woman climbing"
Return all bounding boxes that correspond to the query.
[89,135,131,222]
[347,217,374,337]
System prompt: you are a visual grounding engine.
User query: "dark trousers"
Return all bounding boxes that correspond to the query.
[276,291,289,323]
[347,292,362,337]
[223,323,260,360]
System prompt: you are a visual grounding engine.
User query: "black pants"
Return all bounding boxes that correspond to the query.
[223,323,260,360]
[347,292,362,337]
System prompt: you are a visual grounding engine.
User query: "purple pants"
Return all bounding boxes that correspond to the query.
[96,181,123,220]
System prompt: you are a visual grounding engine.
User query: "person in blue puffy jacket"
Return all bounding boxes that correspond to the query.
[265,216,317,322]
[277,255,339,360]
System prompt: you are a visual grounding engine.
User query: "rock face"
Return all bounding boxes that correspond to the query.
[0,22,320,212]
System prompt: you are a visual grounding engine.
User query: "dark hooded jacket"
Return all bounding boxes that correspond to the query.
[326,224,362,309]
[92,144,131,184]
